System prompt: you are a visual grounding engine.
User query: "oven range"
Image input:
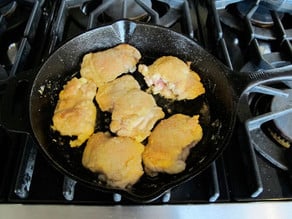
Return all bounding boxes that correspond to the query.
[0,0,292,218]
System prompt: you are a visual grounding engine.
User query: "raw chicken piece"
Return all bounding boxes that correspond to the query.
[52,77,97,147]
[138,56,205,100]
[142,114,203,176]
[96,75,140,112]
[80,44,141,87]
[82,132,144,189]
[110,89,165,142]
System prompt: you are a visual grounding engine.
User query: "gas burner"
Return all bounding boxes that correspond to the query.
[236,2,283,27]
[102,0,152,21]
[243,84,292,170]
[0,1,31,74]
[270,89,292,144]
[72,0,167,28]
[218,2,282,39]
[219,1,286,28]
[254,93,291,149]
[80,0,152,22]
[68,0,185,30]
[267,125,290,148]
[249,86,292,149]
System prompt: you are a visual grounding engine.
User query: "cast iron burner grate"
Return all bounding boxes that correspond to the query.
[196,0,292,199]
[200,0,292,72]
[243,82,292,170]
[48,0,196,54]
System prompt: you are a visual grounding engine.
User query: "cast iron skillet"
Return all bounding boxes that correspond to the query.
[24,20,292,202]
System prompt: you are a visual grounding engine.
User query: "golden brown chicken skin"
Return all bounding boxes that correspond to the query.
[82,132,144,189]
[138,56,205,100]
[110,89,165,142]
[142,114,203,176]
[51,77,97,147]
[80,44,141,87]
[95,75,140,112]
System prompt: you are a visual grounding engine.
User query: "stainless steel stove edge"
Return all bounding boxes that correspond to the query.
[1,201,292,219]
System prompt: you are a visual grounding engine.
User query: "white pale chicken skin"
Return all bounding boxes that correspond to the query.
[95,75,140,112]
[142,114,203,176]
[82,132,144,189]
[138,56,205,100]
[80,44,141,87]
[51,77,97,147]
[110,89,165,142]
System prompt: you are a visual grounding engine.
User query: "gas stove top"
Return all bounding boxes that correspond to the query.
[1,0,292,205]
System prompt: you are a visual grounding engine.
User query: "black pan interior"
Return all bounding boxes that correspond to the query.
[29,20,236,202]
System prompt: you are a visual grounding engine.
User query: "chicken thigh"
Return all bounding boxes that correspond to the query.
[95,75,140,112]
[80,44,141,87]
[110,89,165,142]
[142,114,203,176]
[51,77,97,147]
[138,56,205,100]
[82,132,144,189]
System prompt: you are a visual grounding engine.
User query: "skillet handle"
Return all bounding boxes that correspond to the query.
[228,68,292,100]
[0,69,36,134]
[226,67,292,122]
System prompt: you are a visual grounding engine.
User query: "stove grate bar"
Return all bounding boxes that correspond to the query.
[210,0,233,69]
[62,176,77,201]
[209,0,265,199]
[208,162,220,202]
[135,0,159,24]
[87,0,114,29]
[9,1,42,77]
[14,135,37,199]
